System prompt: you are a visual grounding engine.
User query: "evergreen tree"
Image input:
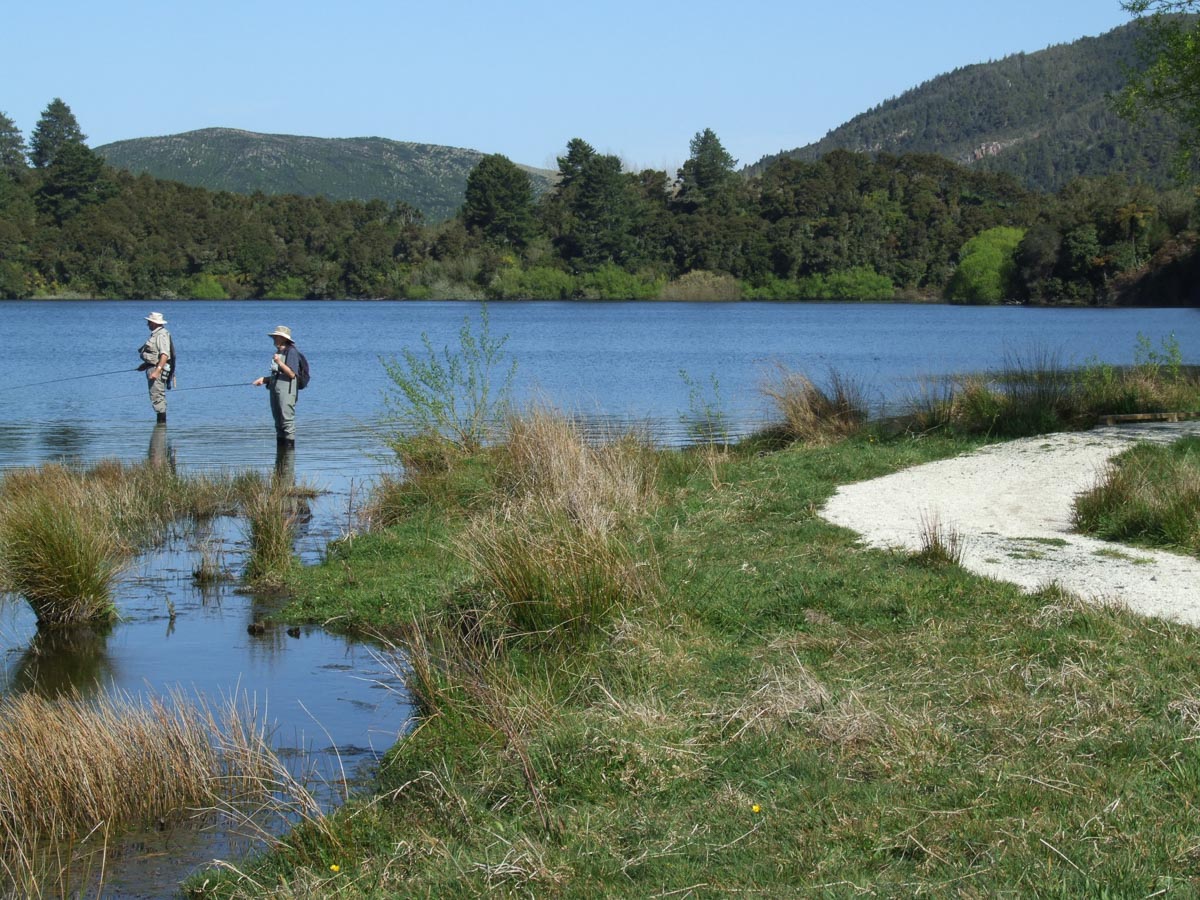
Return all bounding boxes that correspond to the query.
[35,140,113,223]
[462,154,535,247]
[30,98,86,169]
[676,128,737,208]
[0,112,27,175]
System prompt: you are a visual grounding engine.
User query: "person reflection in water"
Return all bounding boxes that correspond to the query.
[148,422,174,471]
[274,440,295,486]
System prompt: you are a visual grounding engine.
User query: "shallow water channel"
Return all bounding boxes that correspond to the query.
[0,440,413,897]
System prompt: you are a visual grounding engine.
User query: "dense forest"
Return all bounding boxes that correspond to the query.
[749,20,1193,194]
[1,100,1198,305]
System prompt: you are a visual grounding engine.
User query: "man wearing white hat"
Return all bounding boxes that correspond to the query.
[138,312,173,424]
[252,325,300,448]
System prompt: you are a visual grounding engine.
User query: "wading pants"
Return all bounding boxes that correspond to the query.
[269,376,297,442]
[148,373,167,415]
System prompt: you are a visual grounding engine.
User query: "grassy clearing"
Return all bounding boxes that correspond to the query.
[1074,435,1200,555]
[188,363,1200,896]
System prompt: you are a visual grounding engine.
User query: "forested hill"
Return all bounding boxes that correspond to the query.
[95,128,556,222]
[747,21,1188,192]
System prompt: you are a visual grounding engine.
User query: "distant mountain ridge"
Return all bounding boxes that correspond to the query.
[747,21,1189,191]
[96,128,556,222]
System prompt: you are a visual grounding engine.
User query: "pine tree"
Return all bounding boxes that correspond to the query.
[0,112,27,175]
[30,98,86,169]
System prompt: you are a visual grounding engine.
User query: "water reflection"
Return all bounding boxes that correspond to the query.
[37,421,90,456]
[9,624,115,696]
[147,422,174,470]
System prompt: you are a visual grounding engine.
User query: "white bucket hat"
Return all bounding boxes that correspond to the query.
[145,311,167,325]
[268,325,293,342]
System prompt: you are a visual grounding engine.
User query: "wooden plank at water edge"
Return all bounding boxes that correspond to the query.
[1098,411,1200,426]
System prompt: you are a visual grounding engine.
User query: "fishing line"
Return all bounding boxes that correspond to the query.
[0,367,141,393]
[166,382,253,393]
[88,382,255,403]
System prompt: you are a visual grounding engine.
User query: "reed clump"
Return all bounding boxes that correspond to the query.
[0,689,278,897]
[760,365,868,445]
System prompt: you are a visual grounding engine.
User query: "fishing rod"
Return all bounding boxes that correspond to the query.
[0,367,142,393]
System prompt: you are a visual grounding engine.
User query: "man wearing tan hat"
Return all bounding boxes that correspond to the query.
[138,312,173,424]
[252,325,301,449]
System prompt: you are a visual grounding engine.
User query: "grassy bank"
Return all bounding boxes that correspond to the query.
[182,410,1200,897]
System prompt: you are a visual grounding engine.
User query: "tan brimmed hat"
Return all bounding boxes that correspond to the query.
[268,325,293,342]
[145,311,167,325]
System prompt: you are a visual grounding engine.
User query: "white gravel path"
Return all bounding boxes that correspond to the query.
[820,423,1200,626]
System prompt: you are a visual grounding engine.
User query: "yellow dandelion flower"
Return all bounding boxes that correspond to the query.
[751,804,761,814]
[330,864,340,873]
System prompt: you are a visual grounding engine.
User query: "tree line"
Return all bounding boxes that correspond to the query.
[1,99,1197,304]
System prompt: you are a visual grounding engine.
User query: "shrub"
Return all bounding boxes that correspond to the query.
[579,264,662,300]
[490,266,577,300]
[381,304,517,452]
[659,270,741,301]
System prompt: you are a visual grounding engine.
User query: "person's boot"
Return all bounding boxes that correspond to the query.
[156,412,167,424]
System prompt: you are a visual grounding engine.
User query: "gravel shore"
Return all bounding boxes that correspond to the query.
[820,422,1200,626]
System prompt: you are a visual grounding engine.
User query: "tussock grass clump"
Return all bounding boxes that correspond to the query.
[496,407,659,528]
[455,409,662,638]
[458,509,659,637]
[243,481,300,586]
[0,460,247,626]
[1073,437,1200,553]
[913,509,966,567]
[906,343,1200,439]
[760,365,868,445]
[0,690,278,896]
[0,482,123,626]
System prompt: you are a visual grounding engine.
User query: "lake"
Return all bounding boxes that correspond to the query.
[0,298,1198,894]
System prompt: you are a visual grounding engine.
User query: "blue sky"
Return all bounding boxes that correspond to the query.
[4,1,1136,174]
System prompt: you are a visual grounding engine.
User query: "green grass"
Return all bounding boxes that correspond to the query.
[182,384,1200,897]
[1074,436,1200,555]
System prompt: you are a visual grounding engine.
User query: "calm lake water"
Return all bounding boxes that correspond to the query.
[1,298,1199,894]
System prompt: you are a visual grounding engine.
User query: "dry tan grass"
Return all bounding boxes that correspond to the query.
[497,406,659,531]
[722,656,832,740]
[0,689,280,896]
[760,364,867,445]
[453,408,663,637]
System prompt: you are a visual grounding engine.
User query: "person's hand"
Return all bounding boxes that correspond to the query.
[252,377,265,386]
[273,354,283,365]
